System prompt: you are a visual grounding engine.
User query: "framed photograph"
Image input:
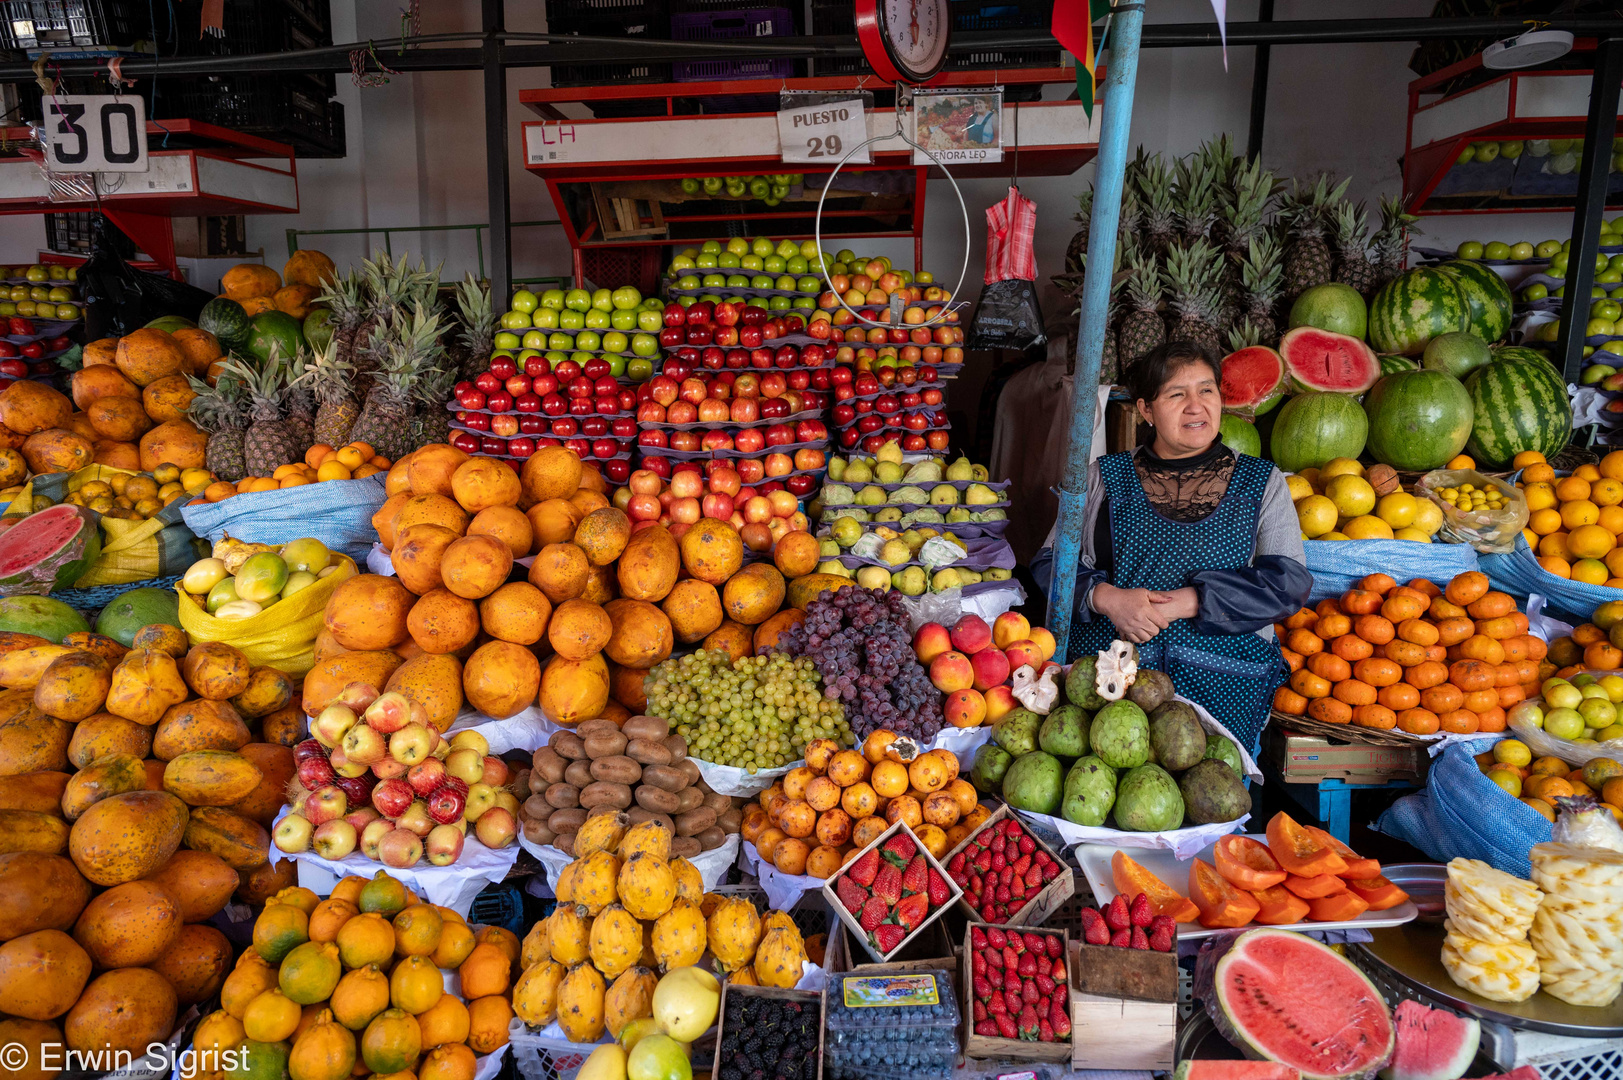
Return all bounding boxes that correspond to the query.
[910,89,1003,165]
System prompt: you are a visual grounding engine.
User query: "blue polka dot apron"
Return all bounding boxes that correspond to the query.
[1067,451,1286,757]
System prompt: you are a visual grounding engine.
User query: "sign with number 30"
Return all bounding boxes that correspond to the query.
[42,95,149,173]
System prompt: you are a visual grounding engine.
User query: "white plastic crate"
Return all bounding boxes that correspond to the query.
[509,1023,596,1080]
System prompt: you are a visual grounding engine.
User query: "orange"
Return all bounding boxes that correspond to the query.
[1289,669,1331,699]
[1448,454,1477,469]
[1341,590,1382,615]
[1576,464,1603,482]
[1359,573,1398,595]
[1286,628,1324,657]
[1540,556,1573,578]
[1381,594,1425,622]
[1404,660,1449,689]
[1513,450,1548,469]
[1306,652,1351,682]
[1397,618,1440,646]
[1602,507,1623,536]
[1585,641,1623,670]
[1522,463,1557,484]
[1439,710,1480,734]
[1397,708,1441,735]
[1529,508,1563,536]
[1352,703,1397,729]
[1353,657,1402,687]
[335,446,366,470]
[1449,659,1495,691]
[1436,617,1475,646]
[1331,634,1375,663]
[1523,481,1557,511]
[1421,683,1464,713]
[317,460,352,482]
[1562,500,1601,529]
[1377,683,1419,711]
[1308,697,1353,724]
[1593,479,1623,507]
[1332,680,1377,707]
[1316,613,1351,639]
[1573,623,1608,645]
[1354,615,1395,645]
[1539,532,1572,561]
[1602,451,1623,481]
[1569,524,1616,560]
[1274,686,1309,714]
[1574,559,1611,586]
[1556,476,1592,502]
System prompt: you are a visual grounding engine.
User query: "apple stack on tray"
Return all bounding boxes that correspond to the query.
[612,463,812,557]
[275,687,521,870]
[832,362,954,456]
[0,315,78,389]
[666,236,829,313]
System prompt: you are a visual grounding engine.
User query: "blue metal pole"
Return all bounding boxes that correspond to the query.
[1048,1,1146,662]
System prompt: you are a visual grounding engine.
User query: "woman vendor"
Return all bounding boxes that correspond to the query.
[1031,341,1312,755]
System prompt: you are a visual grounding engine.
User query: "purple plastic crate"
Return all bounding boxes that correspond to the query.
[670,7,797,82]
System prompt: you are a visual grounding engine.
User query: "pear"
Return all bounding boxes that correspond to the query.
[945,456,974,481]
[876,441,904,465]
[875,507,903,523]
[912,507,944,524]
[972,464,990,481]
[902,529,926,553]
[843,459,873,483]
[855,565,892,590]
[875,461,905,483]
[818,559,854,578]
[975,509,1008,522]
[892,565,927,596]
[904,460,943,483]
[873,526,899,540]
[890,485,929,505]
[822,483,855,506]
[930,483,960,506]
[985,568,1013,581]
[776,239,799,259]
[856,485,886,506]
[880,539,912,566]
[827,457,847,481]
[946,506,973,523]
[830,518,863,548]
[965,483,999,506]
[931,567,964,592]
[819,538,842,556]
[959,570,984,585]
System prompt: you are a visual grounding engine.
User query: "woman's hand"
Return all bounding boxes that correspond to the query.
[1093,583,1172,643]
[1150,587,1200,622]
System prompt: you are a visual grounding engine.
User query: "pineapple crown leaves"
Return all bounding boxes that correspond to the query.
[1332,200,1371,249]
[454,273,496,339]
[1162,238,1225,318]
[217,355,290,423]
[1122,240,1164,308]
[314,265,364,316]
[1197,133,1242,189]
[1173,152,1220,238]
[305,336,356,407]
[184,371,246,433]
[1278,174,1351,241]
[1222,156,1281,241]
[377,300,448,398]
[1073,185,1094,225]
[1225,318,1265,352]
[1237,235,1284,301]
[1134,152,1177,227]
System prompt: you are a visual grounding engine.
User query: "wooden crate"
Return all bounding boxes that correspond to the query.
[960,921,1073,1065]
[941,803,1075,927]
[821,819,962,964]
[824,919,954,975]
[590,183,667,239]
[1066,939,1177,1071]
[712,984,824,1080]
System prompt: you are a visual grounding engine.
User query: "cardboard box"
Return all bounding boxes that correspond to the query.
[1265,726,1428,784]
[941,803,1075,927]
[712,985,822,1080]
[961,922,1073,1064]
[1067,940,1177,1070]
[821,820,962,964]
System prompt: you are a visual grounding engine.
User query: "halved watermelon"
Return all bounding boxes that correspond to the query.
[1221,346,1286,415]
[0,504,100,596]
[1211,928,1395,1080]
[1279,327,1381,395]
[1175,1065,1301,1080]
[1380,999,1479,1080]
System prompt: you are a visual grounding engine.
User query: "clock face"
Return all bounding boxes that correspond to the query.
[879,0,949,83]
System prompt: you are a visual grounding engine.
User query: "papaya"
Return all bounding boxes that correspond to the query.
[785,573,857,610]
[0,771,71,814]
[183,806,271,870]
[0,810,69,854]
[148,923,232,1004]
[104,649,190,726]
[67,789,190,886]
[0,852,92,940]
[302,651,404,715]
[182,642,252,700]
[0,646,73,690]
[163,750,264,807]
[64,967,177,1055]
[60,753,147,821]
[32,651,112,722]
[258,701,307,747]
[152,698,251,761]
[59,632,128,665]
[142,850,239,923]
[228,743,296,826]
[0,929,91,1020]
[72,879,182,968]
[0,1018,62,1080]
[383,652,464,733]
[67,713,152,767]
[0,703,73,775]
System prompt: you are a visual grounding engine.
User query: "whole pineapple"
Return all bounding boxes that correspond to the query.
[1277,175,1349,299]
[1236,235,1285,345]
[1331,201,1378,297]
[1370,194,1421,292]
[1135,152,1177,257]
[308,338,360,449]
[188,372,248,483]
[1162,239,1225,355]
[348,302,445,464]
[411,365,456,451]
[1220,156,1279,262]
[281,349,316,459]
[449,273,497,382]
[316,269,367,371]
[223,356,298,478]
[1116,240,1166,365]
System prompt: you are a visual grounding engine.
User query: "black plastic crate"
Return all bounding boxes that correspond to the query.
[546,0,667,33]
[552,59,674,87]
[0,0,157,50]
[951,0,1052,32]
[548,10,671,87]
[670,0,801,21]
[952,45,1061,69]
[175,77,345,158]
[671,8,799,82]
[44,212,96,254]
[178,0,333,58]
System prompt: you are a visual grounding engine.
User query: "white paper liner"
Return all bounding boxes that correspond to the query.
[519,832,740,897]
[444,704,563,756]
[740,838,827,910]
[691,756,798,797]
[270,806,519,914]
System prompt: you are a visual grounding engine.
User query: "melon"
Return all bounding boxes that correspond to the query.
[1269,392,1368,474]
[1421,332,1492,380]
[145,316,197,334]
[1379,1000,1479,1080]
[0,596,89,643]
[1435,259,1513,344]
[0,505,100,596]
[1210,928,1394,1080]
[1463,354,1572,468]
[1221,346,1286,416]
[95,587,182,647]
[1363,370,1474,472]
[1175,1065,1301,1080]
[1368,267,1471,357]
[1220,415,1261,458]
[1288,283,1367,340]
[1278,327,1380,395]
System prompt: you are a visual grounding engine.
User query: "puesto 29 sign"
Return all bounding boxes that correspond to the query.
[42,95,149,173]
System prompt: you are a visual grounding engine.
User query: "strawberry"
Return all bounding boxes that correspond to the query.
[1003,945,1020,970]
[985,947,1003,969]
[988,991,1007,1015]
[1042,860,1060,882]
[991,850,1006,872]
[1004,969,1021,996]
[1035,973,1055,996]
[948,851,967,874]
[995,1013,1018,1040]
[871,862,902,906]
[969,873,983,896]
[1003,818,1022,838]
[1012,853,1032,876]
[900,854,928,897]
[1038,1018,1055,1043]
[1017,952,1037,978]
[1084,918,1110,946]
[973,974,994,1000]
[1052,957,1067,982]
[973,999,987,1022]
[1023,932,1046,954]
[859,895,888,932]
[894,892,928,931]
[926,868,951,907]
[1021,980,1040,1004]
[974,849,993,873]
[881,833,916,866]
[1129,892,1154,928]
[987,927,1006,949]
[1078,906,1102,931]
[1005,989,1023,1016]
[1130,926,1150,950]
[1009,878,1026,901]
[1019,1003,1040,1040]
[975,1019,1000,1037]
[1150,913,1176,936]
[835,875,868,914]
[980,900,999,924]
[1109,928,1131,947]
[848,848,880,887]
[870,923,906,954]
[1045,934,1063,958]
[972,952,986,977]
[1051,1000,1072,1038]
[1149,920,1175,953]
[1000,865,1014,887]
[1105,893,1131,930]
[970,926,987,949]
[1025,865,1044,889]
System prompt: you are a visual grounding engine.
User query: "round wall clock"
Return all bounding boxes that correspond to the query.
[855,0,951,85]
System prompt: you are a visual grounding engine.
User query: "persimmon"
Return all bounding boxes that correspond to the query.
[1351,703,1397,729]
[1340,589,1382,615]
[1377,683,1419,711]
[1331,635,1374,663]
[1397,708,1441,734]
[1438,709,1480,734]
[1444,570,1489,605]
[1353,657,1402,687]
[1396,618,1439,646]
[1332,680,1377,707]
[1404,660,1449,689]
[1308,697,1353,725]
[1273,686,1308,714]
[1354,615,1395,644]
[1286,628,1325,657]
[1435,617,1475,645]
[1420,684,1464,713]
[1289,669,1332,699]
[1306,652,1351,682]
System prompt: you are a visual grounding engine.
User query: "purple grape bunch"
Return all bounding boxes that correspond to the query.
[777,587,944,741]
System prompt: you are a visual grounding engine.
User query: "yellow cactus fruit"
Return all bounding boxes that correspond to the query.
[330,965,391,1031]
[617,819,672,862]
[728,967,759,986]
[549,904,592,967]
[557,962,607,1043]
[618,851,677,921]
[521,918,554,969]
[576,811,629,858]
[574,851,621,915]
[603,966,659,1041]
[512,959,565,1027]
[668,857,703,904]
[652,898,706,972]
[699,892,723,921]
[761,910,797,935]
[753,926,809,989]
[589,903,643,980]
[707,896,762,973]
[287,1008,357,1080]
[556,860,578,905]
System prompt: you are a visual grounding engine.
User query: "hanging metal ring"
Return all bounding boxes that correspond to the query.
[812,125,972,331]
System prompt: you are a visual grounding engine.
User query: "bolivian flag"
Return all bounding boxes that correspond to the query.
[1052,0,1116,121]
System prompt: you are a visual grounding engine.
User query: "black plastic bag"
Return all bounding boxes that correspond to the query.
[80,216,215,340]
[966,278,1046,352]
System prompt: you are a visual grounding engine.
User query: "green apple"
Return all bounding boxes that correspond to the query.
[500,310,532,330]
[521,330,547,351]
[575,330,602,351]
[769,296,792,311]
[669,255,695,273]
[559,309,586,331]
[610,309,637,331]
[516,349,541,368]
[1509,241,1534,260]
[494,331,522,350]
[775,275,797,291]
[751,236,775,258]
[1456,241,1485,260]
[548,332,575,352]
[510,289,539,313]
[677,275,701,290]
[727,275,750,288]
[1521,283,1548,301]
[741,254,764,272]
[1582,363,1615,385]
[702,240,722,254]
[571,351,594,368]
[718,252,741,269]
[600,331,627,353]
[728,237,751,256]
[627,357,654,381]
[564,288,592,311]
[602,354,627,377]
[764,255,786,274]
[612,286,642,309]
[695,253,719,269]
[545,351,569,368]
[1484,241,1512,260]
[787,256,808,275]
[636,310,663,333]
[751,275,775,290]
[702,273,726,288]
[630,334,659,357]
[591,288,614,311]
[534,307,560,329]
[540,289,566,310]
[1536,239,1563,258]
[584,309,611,330]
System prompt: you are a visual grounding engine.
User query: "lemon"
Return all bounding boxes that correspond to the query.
[1344,515,1395,540]
[1375,491,1418,528]
[1411,499,1444,536]
[1325,475,1377,518]
[1296,495,1338,538]
[1494,739,1533,767]
[1394,527,1432,542]
[1286,474,1314,502]
[1321,457,1365,480]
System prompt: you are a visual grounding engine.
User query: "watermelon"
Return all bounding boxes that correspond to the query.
[1379,1000,1479,1080]
[1491,344,1554,367]
[95,585,181,647]
[1209,929,1394,1080]
[1463,354,1572,467]
[1278,327,1380,394]
[1175,1065,1300,1080]
[1379,355,1418,374]
[146,315,197,333]
[1288,283,1368,340]
[244,310,305,363]
[0,504,100,596]
[198,297,252,352]
[1368,267,1472,357]
[1221,346,1286,415]
[1436,258,1513,344]
[0,595,90,642]
[1364,370,1474,471]
[1220,415,1262,458]
[1421,331,1492,379]
[1269,392,1368,473]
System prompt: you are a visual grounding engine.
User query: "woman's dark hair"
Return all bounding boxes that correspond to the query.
[1126,340,1222,405]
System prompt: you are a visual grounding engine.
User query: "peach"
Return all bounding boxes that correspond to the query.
[912,622,952,664]
[943,687,986,728]
[992,611,1031,650]
[983,684,1017,723]
[950,613,992,655]
[1003,639,1044,673]
[1028,626,1057,661]
[929,650,974,693]
[969,648,1010,692]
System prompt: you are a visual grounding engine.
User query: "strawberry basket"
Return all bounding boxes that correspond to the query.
[961,922,1074,1063]
[820,819,961,963]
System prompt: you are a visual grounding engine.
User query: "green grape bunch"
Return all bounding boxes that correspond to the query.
[643,650,852,773]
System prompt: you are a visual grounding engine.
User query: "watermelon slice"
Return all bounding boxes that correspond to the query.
[1379,1000,1479,1080]
[1221,346,1286,416]
[1207,928,1394,1080]
[1175,1064,1300,1080]
[0,504,100,596]
[1279,327,1381,395]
